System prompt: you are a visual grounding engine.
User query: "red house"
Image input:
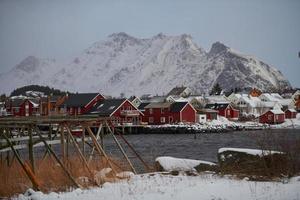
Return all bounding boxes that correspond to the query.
[60,93,105,115]
[142,102,196,125]
[205,103,239,119]
[259,109,285,124]
[88,98,143,125]
[6,99,40,117]
[285,109,297,119]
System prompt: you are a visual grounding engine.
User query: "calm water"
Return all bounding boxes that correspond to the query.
[101,129,300,169]
[17,129,300,173]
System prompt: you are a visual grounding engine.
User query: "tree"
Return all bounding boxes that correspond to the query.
[210,83,222,95]
[0,94,6,102]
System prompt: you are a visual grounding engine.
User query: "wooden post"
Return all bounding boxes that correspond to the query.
[100,125,104,150]
[28,125,35,173]
[84,125,117,175]
[105,121,137,174]
[59,125,66,162]
[82,127,85,156]
[88,124,102,163]
[115,129,151,172]
[1,128,40,191]
[35,127,80,188]
[64,125,94,178]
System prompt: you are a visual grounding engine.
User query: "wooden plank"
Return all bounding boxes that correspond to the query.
[84,125,117,175]
[28,125,35,173]
[1,128,41,191]
[88,124,102,163]
[64,125,95,180]
[105,121,137,174]
[35,127,80,188]
[59,125,66,162]
[115,128,151,172]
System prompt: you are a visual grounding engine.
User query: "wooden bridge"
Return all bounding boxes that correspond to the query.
[0,116,150,191]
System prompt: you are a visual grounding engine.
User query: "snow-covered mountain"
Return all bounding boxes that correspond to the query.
[0,32,290,96]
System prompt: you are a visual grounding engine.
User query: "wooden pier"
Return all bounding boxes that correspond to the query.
[0,116,150,191]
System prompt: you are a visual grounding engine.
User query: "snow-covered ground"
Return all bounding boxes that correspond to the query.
[149,116,268,132]
[15,173,300,200]
[149,114,300,132]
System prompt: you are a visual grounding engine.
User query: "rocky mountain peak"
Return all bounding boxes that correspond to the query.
[209,41,229,56]
[15,56,40,72]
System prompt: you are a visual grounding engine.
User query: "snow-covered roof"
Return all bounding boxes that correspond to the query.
[270,109,284,114]
[205,95,229,104]
[286,108,297,113]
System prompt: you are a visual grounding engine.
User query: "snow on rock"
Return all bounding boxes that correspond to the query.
[218,147,283,157]
[94,168,113,185]
[155,156,216,172]
[116,171,135,179]
[15,173,300,200]
[0,33,290,96]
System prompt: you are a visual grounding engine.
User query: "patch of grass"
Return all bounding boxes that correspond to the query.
[0,155,126,198]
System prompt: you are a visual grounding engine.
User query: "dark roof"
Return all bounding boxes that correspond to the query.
[205,103,229,110]
[138,102,150,111]
[63,93,100,107]
[167,87,188,96]
[170,102,188,112]
[88,99,126,116]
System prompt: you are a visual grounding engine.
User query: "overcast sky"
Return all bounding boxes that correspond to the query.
[0,0,299,87]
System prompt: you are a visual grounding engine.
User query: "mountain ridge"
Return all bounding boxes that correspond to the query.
[0,33,290,96]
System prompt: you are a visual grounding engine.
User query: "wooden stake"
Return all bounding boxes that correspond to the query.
[105,121,137,174]
[115,128,151,172]
[35,127,80,188]
[59,125,66,162]
[64,125,94,179]
[88,124,102,163]
[1,128,40,191]
[84,125,117,175]
[28,125,35,173]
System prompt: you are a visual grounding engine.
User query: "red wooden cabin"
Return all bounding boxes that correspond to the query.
[88,99,143,125]
[142,102,196,125]
[205,103,239,119]
[6,99,39,116]
[285,109,297,119]
[60,93,105,115]
[259,109,285,124]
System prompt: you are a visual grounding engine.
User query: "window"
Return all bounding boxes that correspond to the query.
[160,117,166,123]
[149,117,154,123]
[268,115,272,120]
[161,108,164,114]
[227,109,230,116]
[275,115,279,120]
[78,107,81,114]
[149,108,153,114]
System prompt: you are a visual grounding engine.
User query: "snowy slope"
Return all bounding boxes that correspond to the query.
[0,33,290,96]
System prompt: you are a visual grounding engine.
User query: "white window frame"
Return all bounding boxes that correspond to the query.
[149,108,153,114]
[160,117,166,123]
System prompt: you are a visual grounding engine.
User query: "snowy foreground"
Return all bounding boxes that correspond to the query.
[15,173,300,200]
